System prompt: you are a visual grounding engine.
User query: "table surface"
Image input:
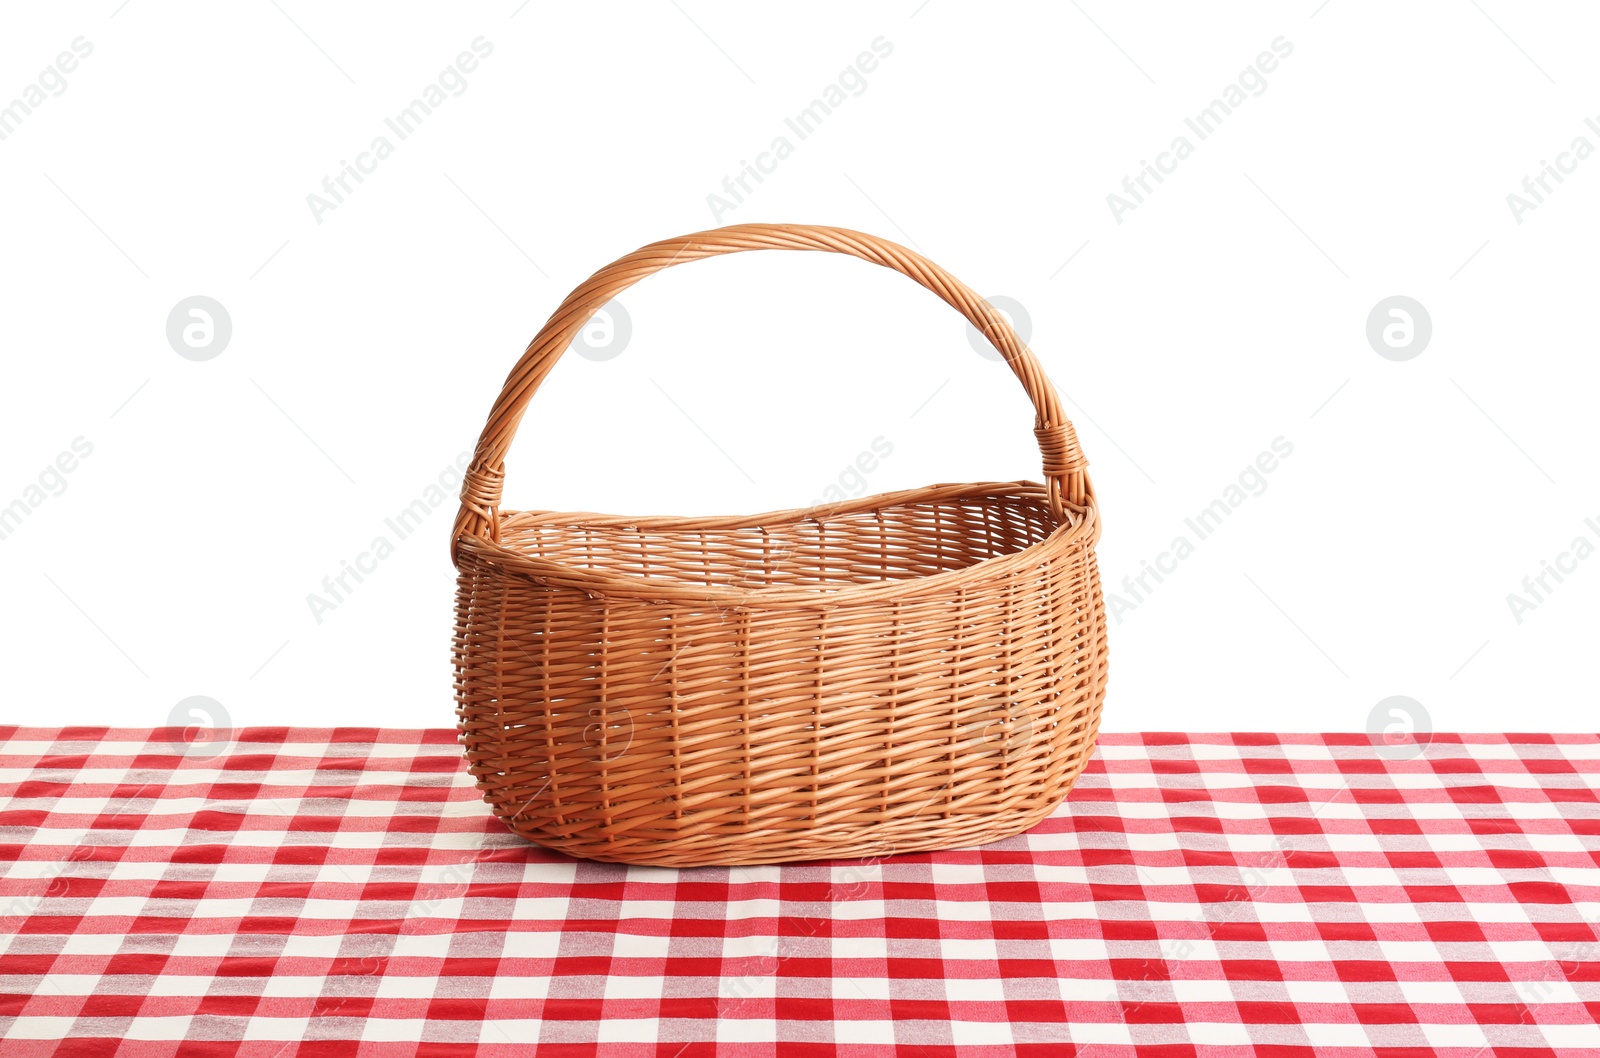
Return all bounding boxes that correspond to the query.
[0,728,1595,1057]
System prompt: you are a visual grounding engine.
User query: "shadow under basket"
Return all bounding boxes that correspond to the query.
[453,482,1107,867]
[449,223,1109,867]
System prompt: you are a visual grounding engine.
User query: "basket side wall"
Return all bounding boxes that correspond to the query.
[452,539,1107,866]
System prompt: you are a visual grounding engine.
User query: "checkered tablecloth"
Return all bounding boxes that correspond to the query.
[0,729,1596,1057]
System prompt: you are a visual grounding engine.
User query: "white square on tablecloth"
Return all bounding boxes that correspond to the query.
[508,895,571,921]
[1302,1021,1370,1047]
[242,1015,310,1041]
[488,973,551,1000]
[359,1017,429,1042]
[1283,979,1354,1005]
[951,976,1006,1003]
[498,929,565,961]
[1187,1021,1255,1046]
[611,930,673,961]
[1061,1018,1132,1046]
[830,1019,896,1045]
[603,975,665,1000]
[1419,1021,1491,1049]
[832,975,891,1001]
[830,899,888,921]
[715,1016,778,1042]
[949,1019,1013,1045]
[595,1017,661,1042]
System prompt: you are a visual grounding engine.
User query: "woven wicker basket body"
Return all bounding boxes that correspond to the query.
[452,225,1107,867]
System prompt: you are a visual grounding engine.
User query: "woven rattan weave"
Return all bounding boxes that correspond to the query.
[451,224,1107,866]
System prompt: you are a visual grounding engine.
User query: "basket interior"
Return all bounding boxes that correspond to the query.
[496,486,1069,591]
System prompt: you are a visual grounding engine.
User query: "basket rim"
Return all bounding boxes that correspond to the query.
[453,479,1098,609]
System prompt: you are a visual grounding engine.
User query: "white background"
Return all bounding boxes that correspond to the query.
[1,2,1594,735]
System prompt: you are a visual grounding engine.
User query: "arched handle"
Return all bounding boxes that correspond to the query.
[452,223,1091,558]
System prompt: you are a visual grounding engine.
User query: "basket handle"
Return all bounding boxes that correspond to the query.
[453,223,1091,554]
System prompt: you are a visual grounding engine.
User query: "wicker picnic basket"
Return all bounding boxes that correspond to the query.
[450,224,1107,867]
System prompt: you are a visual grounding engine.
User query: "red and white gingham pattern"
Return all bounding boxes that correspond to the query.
[0,728,1595,1057]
